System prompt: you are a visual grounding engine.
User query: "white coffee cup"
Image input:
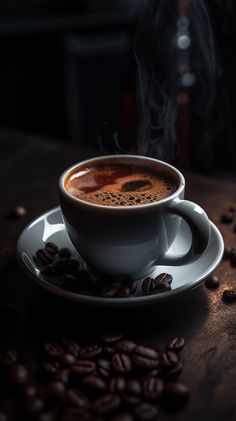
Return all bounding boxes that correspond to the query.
[59,155,211,279]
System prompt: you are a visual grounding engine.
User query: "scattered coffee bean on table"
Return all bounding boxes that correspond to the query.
[204,275,220,290]
[161,382,190,410]
[220,211,235,224]
[222,289,236,303]
[7,364,29,386]
[166,337,185,351]
[8,205,27,219]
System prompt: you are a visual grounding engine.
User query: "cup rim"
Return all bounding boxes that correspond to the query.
[59,154,185,210]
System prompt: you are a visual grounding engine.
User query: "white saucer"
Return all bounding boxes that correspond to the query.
[17,207,224,307]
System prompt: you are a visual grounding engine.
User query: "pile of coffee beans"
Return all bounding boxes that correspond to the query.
[34,243,173,299]
[0,334,188,420]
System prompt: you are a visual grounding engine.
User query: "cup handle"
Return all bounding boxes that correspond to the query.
[156,198,211,266]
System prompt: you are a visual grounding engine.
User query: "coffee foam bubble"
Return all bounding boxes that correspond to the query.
[66,163,176,207]
[75,180,174,206]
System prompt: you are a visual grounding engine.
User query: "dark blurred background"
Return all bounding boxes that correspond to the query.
[0,0,235,173]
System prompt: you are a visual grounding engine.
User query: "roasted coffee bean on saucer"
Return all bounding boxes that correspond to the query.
[142,273,173,295]
[45,242,59,255]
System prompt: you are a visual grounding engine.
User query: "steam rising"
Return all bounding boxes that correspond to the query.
[134,0,217,165]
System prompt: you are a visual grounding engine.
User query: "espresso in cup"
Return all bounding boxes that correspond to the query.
[65,160,177,207]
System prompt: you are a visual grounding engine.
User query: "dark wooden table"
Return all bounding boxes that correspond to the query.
[1,131,236,420]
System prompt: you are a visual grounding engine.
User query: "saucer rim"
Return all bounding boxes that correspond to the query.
[17,206,224,308]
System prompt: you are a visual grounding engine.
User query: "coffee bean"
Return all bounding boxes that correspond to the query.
[116,279,137,297]
[163,361,184,379]
[221,211,235,224]
[131,355,159,370]
[20,384,37,398]
[40,264,54,276]
[62,340,81,358]
[110,413,134,421]
[67,388,90,408]
[45,381,66,402]
[44,341,64,358]
[80,345,102,359]
[7,363,29,386]
[143,377,163,400]
[112,353,132,373]
[71,360,96,375]
[42,361,60,374]
[133,345,158,360]
[205,275,220,289]
[115,340,137,354]
[36,249,54,266]
[125,379,142,395]
[116,286,133,298]
[131,345,159,369]
[21,397,45,415]
[93,393,121,415]
[142,273,172,295]
[8,205,27,219]
[147,369,161,377]
[134,402,158,420]
[45,242,59,255]
[52,258,74,275]
[222,289,236,303]
[229,248,236,266]
[155,272,173,285]
[110,377,126,393]
[82,375,107,392]
[103,347,116,356]
[159,351,178,369]
[53,369,70,385]
[101,286,120,298]
[97,359,110,378]
[0,349,18,365]
[60,407,91,421]
[102,334,123,344]
[60,353,76,367]
[58,248,71,258]
[122,393,141,406]
[162,382,189,409]
[166,337,185,351]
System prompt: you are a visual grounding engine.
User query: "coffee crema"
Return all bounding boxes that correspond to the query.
[65,161,177,206]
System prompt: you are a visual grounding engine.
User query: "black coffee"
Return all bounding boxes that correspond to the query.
[65,160,177,206]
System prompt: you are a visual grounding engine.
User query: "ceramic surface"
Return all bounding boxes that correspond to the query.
[17,207,224,307]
